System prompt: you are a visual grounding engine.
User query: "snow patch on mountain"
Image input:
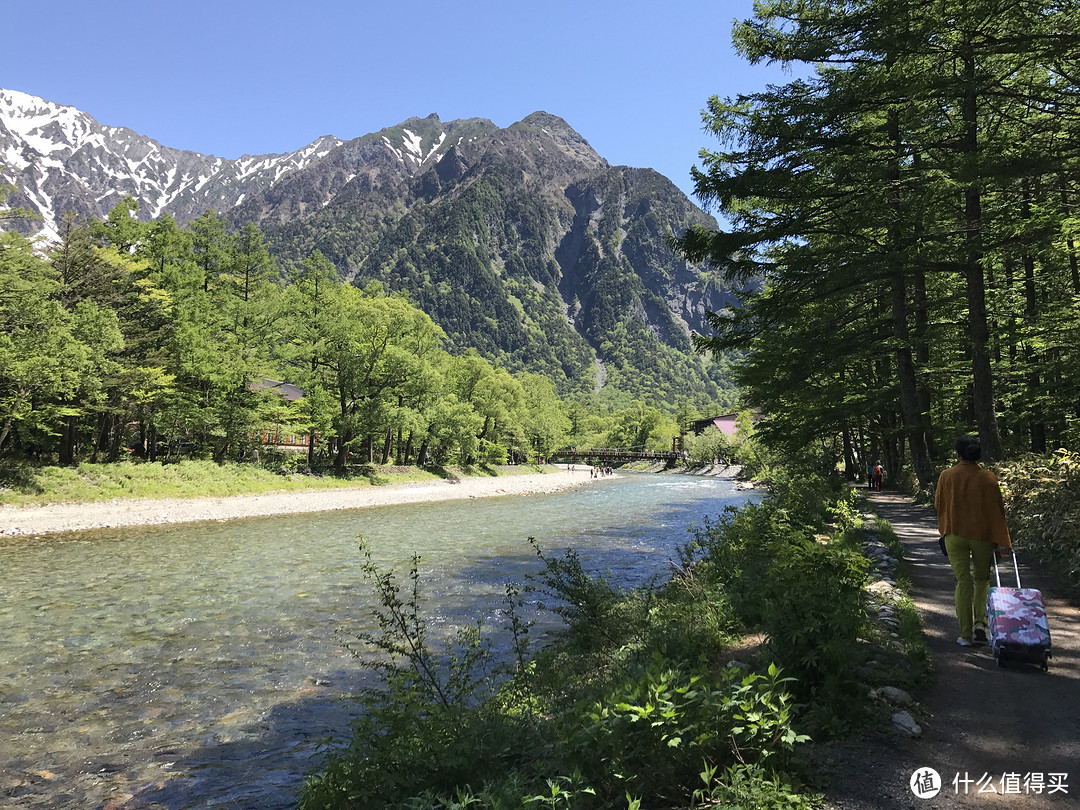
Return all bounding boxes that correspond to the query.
[0,88,342,243]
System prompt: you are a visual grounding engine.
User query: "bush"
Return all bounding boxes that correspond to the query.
[761,541,867,708]
[693,763,821,809]
[302,547,547,810]
[996,450,1080,590]
[681,474,869,729]
[557,659,809,807]
[528,540,644,653]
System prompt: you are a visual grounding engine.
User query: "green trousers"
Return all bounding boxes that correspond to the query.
[944,533,996,640]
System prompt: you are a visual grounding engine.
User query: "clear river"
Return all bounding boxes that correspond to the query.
[0,473,754,809]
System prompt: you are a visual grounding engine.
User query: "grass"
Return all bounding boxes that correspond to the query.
[0,459,551,507]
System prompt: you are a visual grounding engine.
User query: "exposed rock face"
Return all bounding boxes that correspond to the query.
[0,89,341,242]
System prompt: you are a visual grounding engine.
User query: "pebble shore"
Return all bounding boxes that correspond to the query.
[0,469,600,537]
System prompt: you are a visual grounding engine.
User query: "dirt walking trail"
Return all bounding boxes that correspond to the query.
[820,491,1080,809]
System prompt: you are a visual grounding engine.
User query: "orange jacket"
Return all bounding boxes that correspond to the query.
[934,460,1012,548]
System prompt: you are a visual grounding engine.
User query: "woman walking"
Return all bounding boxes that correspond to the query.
[934,435,1012,647]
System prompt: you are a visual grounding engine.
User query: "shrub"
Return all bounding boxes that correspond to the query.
[302,545,545,810]
[996,450,1080,590]
[761,541,867,709]
[693,763,821,810]
[302,477,855,810]
[558,659,809,807]
[528,540,644,652]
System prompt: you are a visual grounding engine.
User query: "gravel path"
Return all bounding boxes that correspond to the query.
[0,469,600,537]
[820,491,1080,809]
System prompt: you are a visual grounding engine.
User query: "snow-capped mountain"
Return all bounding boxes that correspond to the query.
[0,88,742,404]
[0,89,343,242]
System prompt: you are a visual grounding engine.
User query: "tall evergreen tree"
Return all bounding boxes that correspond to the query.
[678,0,1080,478]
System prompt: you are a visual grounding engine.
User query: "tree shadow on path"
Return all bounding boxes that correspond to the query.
[819,490,1080,810]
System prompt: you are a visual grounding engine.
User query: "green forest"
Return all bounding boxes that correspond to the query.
[0,197,720,471]
[676,0,1080,490]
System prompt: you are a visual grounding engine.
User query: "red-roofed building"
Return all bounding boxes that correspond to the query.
[690,411,763,437]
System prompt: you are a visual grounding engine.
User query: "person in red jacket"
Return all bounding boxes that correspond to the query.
[872,462,884,491]
[934,435,1012,647]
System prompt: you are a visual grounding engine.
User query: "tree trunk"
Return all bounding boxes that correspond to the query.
[59,413,78,465]
[0,388,30,455]
[107,414,124,462]
[887,105,932,487]
[1020,180,1046,453]
[1060,178,1080,294]
[94,413,110,461]
[381,427,393,465]
[1022,252,1046,452]
[960,42,1003,461]
[334,431,352,469]
[842,427,856,479]
[911,264,935,458]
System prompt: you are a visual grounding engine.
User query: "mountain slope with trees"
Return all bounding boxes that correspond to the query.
[1,93,746,409]
[239,112,743,404]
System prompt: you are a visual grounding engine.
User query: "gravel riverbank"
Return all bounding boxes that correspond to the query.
[0,469,600,537]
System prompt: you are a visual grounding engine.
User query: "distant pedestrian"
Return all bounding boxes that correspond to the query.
[935,435,1012,647]
[872,462,884,491]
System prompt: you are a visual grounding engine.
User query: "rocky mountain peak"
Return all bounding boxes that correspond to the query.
[507,111,608,176]
[0,89,342,241]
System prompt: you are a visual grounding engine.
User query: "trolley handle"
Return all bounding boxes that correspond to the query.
[992,548,1022,590]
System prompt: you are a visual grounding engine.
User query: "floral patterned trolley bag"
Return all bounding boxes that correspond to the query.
[986,550,1052,671]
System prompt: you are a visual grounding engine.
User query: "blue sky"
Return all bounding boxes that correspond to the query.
[6,0,792,204]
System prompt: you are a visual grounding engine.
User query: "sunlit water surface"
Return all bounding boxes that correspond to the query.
[0,473,754,809]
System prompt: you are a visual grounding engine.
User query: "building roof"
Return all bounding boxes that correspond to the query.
[251,377,304,402]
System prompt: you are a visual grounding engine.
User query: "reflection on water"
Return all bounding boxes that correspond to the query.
[0,473,753,809]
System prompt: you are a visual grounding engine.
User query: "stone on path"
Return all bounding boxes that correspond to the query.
[891,710,922,737]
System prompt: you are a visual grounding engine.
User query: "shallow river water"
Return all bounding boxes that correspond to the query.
[0,473,753,809]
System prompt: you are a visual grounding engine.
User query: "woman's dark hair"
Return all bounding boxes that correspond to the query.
[954,434,982,462]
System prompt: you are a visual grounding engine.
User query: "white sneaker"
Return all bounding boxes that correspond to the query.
[957,636,973,647]
[973,623,988,644]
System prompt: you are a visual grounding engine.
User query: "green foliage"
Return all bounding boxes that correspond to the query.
[761,542,867,708]
[683,425,732,466]
[304,545,543,810]
[996,450,1080,590]
[682,475,868,726]
[681,475,854,627]
[528,539,637,652]
[678,0,1080,482]
[692,763,821,810]
[10,201,714,470]
[562,660,808,804]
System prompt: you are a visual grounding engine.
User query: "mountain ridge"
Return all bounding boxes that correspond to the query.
[0,88,345,241]
[1,88,740,407]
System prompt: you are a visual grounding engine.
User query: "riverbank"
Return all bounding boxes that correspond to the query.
[0,467,601,537]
